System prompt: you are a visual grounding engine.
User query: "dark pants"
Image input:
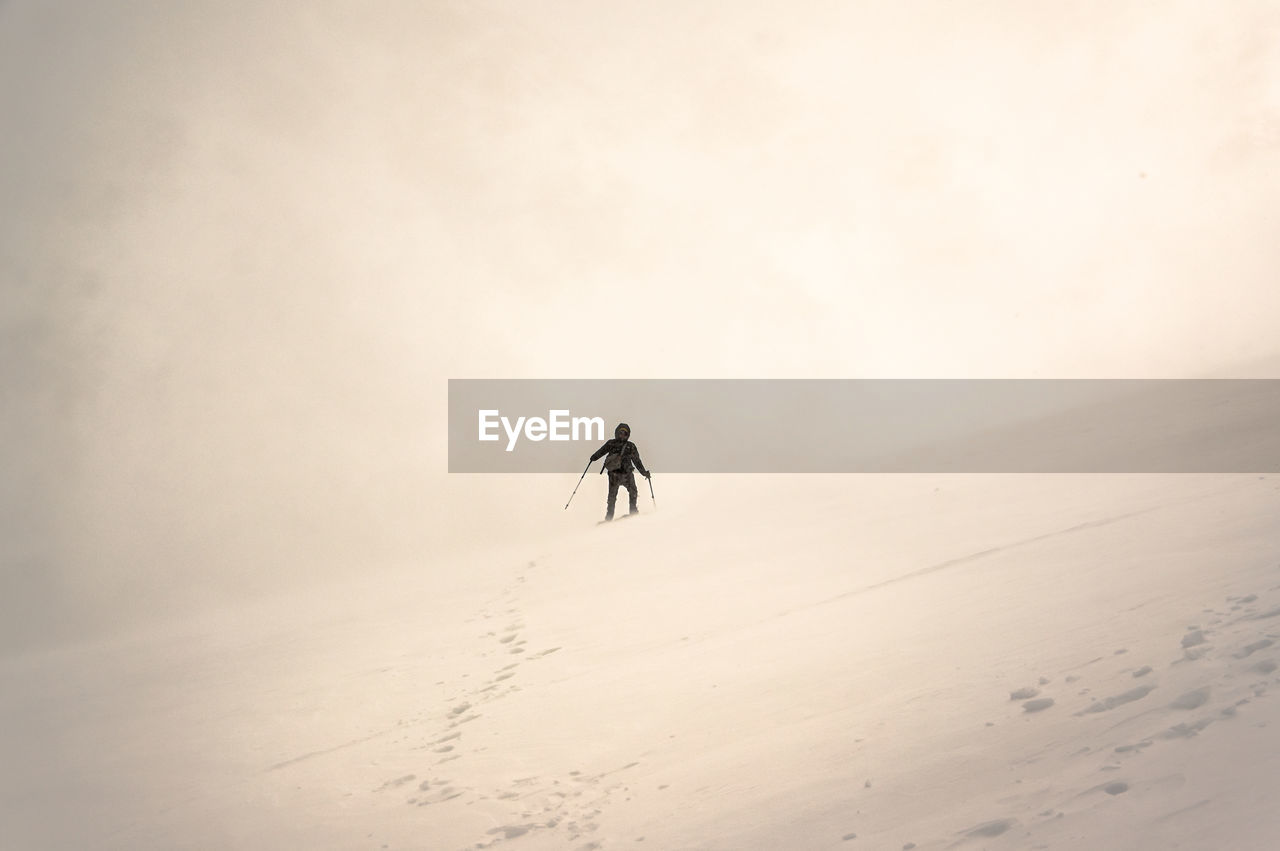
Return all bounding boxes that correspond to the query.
[606,469,639,519]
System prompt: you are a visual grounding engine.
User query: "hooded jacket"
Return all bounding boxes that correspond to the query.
[590,425,648,476]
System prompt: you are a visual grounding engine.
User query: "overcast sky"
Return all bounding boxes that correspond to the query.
[3,0,1278,650]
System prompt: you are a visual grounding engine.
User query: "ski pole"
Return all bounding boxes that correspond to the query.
[647,473,656,509]
[564,461,592,509]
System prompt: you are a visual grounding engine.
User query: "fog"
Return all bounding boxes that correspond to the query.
[3,0,1279,651]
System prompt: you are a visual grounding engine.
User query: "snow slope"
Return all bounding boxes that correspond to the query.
[5,473,1280,850]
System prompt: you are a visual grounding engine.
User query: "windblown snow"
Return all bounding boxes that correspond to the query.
[5,474,1280,850]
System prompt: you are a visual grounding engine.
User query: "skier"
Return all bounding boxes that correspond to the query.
[589,422,650,521]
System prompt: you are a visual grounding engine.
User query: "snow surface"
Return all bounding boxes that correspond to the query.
[5,473,1280,850]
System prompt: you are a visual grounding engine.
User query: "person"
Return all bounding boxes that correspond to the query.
[589,422,650,521]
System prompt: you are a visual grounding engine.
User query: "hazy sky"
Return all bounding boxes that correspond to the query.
[3,0,1278,649]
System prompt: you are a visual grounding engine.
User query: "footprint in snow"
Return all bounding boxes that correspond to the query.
[374,774,416,791]
[1114,740,1152,754]
[1078,685,1156,715]
[488,824,537,840]
[955,818,1016,842]
[1168,687,1210,711]
[1161,718,1214,739]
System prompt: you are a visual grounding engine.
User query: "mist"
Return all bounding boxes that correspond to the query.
[3,0,1279,651]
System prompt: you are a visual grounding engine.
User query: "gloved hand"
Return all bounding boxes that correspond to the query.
[642,470,651,480]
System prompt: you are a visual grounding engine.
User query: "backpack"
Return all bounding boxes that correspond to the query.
[602,442,628,472]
